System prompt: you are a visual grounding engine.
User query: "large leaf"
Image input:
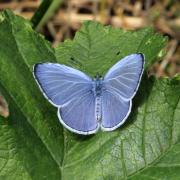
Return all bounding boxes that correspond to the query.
[0,10,179,180]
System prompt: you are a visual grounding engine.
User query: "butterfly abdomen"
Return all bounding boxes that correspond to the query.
[94,78,103,121]
[95,96,102,121]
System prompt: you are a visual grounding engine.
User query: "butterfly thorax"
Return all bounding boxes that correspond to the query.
[94,74,103,97]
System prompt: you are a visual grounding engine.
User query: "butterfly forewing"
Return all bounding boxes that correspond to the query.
[33,63,92,106]
[104,54,144,100]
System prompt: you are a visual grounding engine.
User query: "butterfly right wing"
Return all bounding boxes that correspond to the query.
[33,63,93,107]
[33,63,99,134]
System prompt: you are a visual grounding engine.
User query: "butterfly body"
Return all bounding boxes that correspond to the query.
[33,53,145,135]
[92,74,104,121]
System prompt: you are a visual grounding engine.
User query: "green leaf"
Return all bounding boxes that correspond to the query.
[0,10,179,180]
[129,143,180,180]
[55,21,167,76]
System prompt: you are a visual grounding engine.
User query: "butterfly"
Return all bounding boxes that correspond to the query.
[33,53,145,135]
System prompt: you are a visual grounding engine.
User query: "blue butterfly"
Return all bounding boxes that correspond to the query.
[33,53,144,135]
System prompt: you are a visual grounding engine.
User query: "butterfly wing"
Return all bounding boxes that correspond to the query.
[101,53,144,130]
[101,90,132,131]
[33,63,99,134]
[33,63,92,106]
[104,53,144,100]
[58,91,99,135]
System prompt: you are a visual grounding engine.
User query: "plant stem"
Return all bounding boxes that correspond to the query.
[31,0,63,30]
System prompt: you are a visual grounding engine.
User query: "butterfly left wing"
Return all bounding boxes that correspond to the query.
[58,91,99,135]
[33,63,99,134]
[104,53,144,100]
[101,54,144,130]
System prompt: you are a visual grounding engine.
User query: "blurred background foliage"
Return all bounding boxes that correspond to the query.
[0,0,179,117]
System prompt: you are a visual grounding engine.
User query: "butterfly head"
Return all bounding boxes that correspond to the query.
[95,72,102,80]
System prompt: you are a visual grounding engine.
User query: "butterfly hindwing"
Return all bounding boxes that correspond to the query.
[58,91,99,134]
[101,90,131,130]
